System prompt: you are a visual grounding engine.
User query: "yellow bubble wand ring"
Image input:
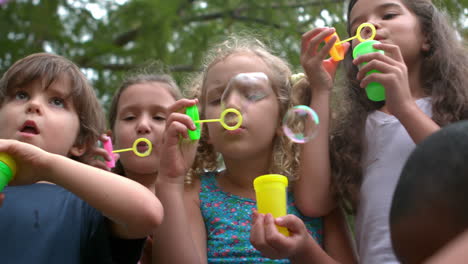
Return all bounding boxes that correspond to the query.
[325,22,377,61]
[186,105,243,140]
[111,137,153,157]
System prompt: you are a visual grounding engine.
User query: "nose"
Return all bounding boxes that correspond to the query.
[222,90,243,111]
[136,116,151,135]
[26,99,43,115]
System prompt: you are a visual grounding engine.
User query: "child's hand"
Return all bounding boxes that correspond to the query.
[353,42,412,117]
[250,212,311,260]
[0,139,50,185]
[301,27,350,92]
[0,193,4,207]
[78,134,117,171]
[158,99,199,186]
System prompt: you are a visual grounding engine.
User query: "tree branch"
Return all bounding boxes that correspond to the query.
[81,63,199,73]
[112,0,342,47]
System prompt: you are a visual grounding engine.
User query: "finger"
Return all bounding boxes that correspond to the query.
[301,27,327,54]
[318,34,338,59]
[87,159,111,171]
[275,214,306,234]
[359,71,399,89]
[94,147,113,161]
[165,121,190,143]
[372,42,404,62]
[0,193,4,207]
[302,27,335,57]
[353,50,397,67]
[307,28,337,60]
[113,153,120,163]
[250,213,267,249]
[167,98,199,114]
[98,133,110,143]
[166,112,197,131]
[356,59,392,81]
[264,213,290,243]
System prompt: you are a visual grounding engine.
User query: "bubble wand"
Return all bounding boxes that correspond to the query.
[325,22,376,61]
[185,105,243,140]
[103,137,153,168]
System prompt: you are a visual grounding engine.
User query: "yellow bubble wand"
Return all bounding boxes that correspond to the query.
[103,137,153,168]
[325,22,377,61]
[186,105,243,140]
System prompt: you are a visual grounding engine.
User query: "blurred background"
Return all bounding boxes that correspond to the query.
[0,0,466,109]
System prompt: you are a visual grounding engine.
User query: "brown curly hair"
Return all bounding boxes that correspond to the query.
[184,35,311,185]
[331,0,468,213]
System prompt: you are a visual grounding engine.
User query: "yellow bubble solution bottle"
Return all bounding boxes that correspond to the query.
[0,153,16,191]
[253,174,289,236]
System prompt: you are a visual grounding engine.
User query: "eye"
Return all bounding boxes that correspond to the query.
[50,97,65,108]
[153,115,166,121]
[123,115,136,121]
[383,13,397,20]
[15,91,29,101]
[246,92,266,102]
[209,98,221,105]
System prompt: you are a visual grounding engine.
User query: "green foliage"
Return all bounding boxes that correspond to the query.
[0,0,466,109]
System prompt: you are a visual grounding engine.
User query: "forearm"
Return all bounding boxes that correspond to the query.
[296,89,335,216]
[43,152,163,238]
[290,235,339,264]
[396,102,440,144]
[323,208,358,264]
[153,180,203,264]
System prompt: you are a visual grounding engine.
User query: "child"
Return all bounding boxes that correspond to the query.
[390,120,468,264]
[0,53,164,264]
[296,0,468,263]
[108,72,182,191]
[107,72,182,264]
[153,36,355,263]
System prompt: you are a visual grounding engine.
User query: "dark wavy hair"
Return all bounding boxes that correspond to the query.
[331,0,468,213]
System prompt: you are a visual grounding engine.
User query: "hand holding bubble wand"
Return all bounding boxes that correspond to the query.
[325,22,377,61]
[103,137,153,168]
[325,23,385,101]
[185,105,243,140]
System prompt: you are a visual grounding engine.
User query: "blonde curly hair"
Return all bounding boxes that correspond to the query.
[183,34,311,185]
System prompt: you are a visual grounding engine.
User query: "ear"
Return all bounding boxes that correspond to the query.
[276,122,283,137]
[421,35,431,52]
[69,143,87,157]
[422,42,430,52]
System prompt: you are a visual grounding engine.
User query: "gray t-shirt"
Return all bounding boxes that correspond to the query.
[355,98,432,264]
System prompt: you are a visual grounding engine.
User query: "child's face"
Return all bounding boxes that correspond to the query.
[349,0,427,65]
[203,53,280,160]
[0,77,82,156]
[113,82,175,175]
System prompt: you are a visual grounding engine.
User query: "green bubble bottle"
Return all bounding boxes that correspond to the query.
[353,40,386,102]
[0,153,16,191]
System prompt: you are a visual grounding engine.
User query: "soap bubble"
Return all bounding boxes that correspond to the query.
[282,105,319,143]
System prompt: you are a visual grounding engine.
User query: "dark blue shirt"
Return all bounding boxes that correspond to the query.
[0,183,143,264]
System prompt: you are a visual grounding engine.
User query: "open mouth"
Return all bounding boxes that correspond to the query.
[136,141,149,153]
[20,120,39,135]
